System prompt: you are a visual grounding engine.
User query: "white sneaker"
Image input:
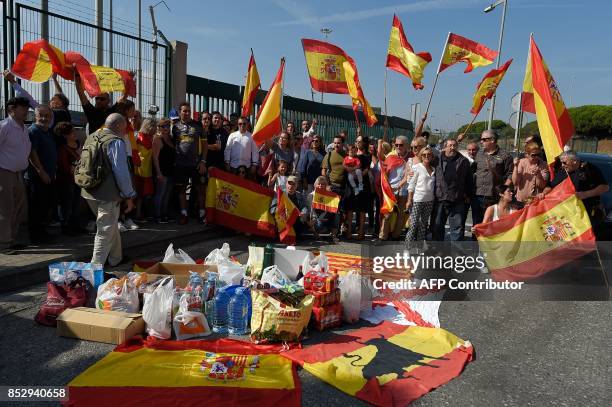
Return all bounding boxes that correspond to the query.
[118,222,128,233]
[124,218,139,230]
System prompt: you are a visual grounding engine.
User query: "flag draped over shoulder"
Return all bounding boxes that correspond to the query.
[471,59,513,115]
[67,336,301,407]
[343,60,378,127]
[385,14,432,90]
[252,59,285,145]
[525,37,574,166]
[380,166,397,216]
[242,52,261,117]
[274,187,300,245]
[283,322,473,407]
[205,168,276,238]
[312,188,340,213]
[474,177,595,282]
[301,39,350,94]
[438,33,498,74]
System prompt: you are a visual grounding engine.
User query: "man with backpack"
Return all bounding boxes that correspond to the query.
[77,113,136,267]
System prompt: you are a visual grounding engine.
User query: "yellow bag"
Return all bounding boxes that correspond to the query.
[250,290,313,343]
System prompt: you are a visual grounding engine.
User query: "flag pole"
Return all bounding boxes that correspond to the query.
[515,33,533,151]
[424,32,450,118]
[383,68,389,141]
[461,112,480,138]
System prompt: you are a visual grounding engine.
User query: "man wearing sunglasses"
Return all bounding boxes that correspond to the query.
[224,117,258,179]
[472,130,513,227]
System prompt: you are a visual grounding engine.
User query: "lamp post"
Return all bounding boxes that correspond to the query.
[484,0,508,130]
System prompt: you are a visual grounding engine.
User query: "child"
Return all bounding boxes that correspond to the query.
[307,176,334,238]
[55,122,82,235]
[236,165,248,179]
[134,118,156,221]
[268,160,289,192]
[344,144,363,195]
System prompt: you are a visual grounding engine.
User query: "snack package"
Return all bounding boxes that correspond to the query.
[311,303,343,331]
[95,277,139,313]
[173,295,211,340]
[305,289,341,308]
[260,265,291,289]
[303,270,338,293]
[250,289,313,343]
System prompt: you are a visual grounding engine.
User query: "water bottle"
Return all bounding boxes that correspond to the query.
[228,287,250,336]
[212,286,231,334]
[204,272,218,317]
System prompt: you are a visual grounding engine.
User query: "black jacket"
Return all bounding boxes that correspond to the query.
[435,152,473,202]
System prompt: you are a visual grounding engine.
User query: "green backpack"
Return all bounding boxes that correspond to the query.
[74,129,122,189]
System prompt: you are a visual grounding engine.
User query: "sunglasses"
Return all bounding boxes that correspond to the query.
[238,123,246,126]
[313,139,321,142]
[529,153,539,157]
[395,143,405,147]
[481,137,493,141]
[410,146,420,150]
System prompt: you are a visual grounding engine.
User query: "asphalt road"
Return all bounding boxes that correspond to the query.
[0,232,610,406]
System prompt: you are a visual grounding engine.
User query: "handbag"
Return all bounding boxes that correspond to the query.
[35,277,89,327]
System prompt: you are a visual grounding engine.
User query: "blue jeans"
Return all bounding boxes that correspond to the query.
[154,176,174,219]
[433,201,466,241]
[472,195,497,227]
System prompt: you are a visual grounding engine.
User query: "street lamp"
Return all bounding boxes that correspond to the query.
[484,0,508,130]
[320,28,332,39]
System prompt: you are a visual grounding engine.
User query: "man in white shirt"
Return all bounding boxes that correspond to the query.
[300,118,317,151]
[224,117,259,178]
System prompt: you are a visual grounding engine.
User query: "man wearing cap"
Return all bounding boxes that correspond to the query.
[0,97,31,254]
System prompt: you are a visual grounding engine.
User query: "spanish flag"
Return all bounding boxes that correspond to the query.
[11,39,71,82]
[380,166,397,216]
[241,51,261,117]
[252,58,285,145]
[343,60,378,127]
[473,177,595,282]
[385,14,432,90]
[312,187,340,213]
[65,51,136,98]
[67,336,301,406]
[301,39,350,94]
[274,186,300,245]
[471,59,513,115]
[283,322,473,407]
[524,36,574,166]
[438,33,498,74]
[206,168,276,238]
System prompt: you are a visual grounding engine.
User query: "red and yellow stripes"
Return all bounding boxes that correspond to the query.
[474,177,595,281]
[343,60,378,127]
[438,33,498,74]
[275,186,300,245]
[302,39,350,94]
[380,166,397,216]
[312,188,340,213]
[241,52,261,117]
[12,39,70,82]
[252,59,284,145]
[385,14,432,89]
[471,59,513,115]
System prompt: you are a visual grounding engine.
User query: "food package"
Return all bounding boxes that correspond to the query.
[49,261,104,289]
[311,303,343,331]
[260,265,291,289]
[95,277,139,313]
[173,294,211,340]
[305,289,341,308]
[250,289,313,343]
[303,270,338,293]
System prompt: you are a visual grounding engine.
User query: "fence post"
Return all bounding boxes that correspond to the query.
[170,40,188,110]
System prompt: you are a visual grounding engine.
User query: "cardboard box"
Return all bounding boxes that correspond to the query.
[143,263,218,287]
[57,307,145,344]
[311,303,343,331]
[305,289,340,307]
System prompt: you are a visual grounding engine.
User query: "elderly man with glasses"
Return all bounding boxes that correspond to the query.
[224,117,258,179]
[472,129,513,227]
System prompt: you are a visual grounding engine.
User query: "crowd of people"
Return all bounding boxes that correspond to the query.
[0,70,609,264]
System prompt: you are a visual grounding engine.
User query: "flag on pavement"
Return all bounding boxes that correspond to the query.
[438,33,498,74]
[473,177,595,282]
[11,39,70,82]
[252,58,285,145]
[205,168,277,238]
[301,39,350,94]
[523,36,575,166]
[312,187,340,213]
[67,336,301,407]
[241,51,261,117]
[385,14,432,90]
[274,186,300,245]
[343,60,378,127]
[282,321,473,407]
[66,51,136,97]
[470,59,513,115]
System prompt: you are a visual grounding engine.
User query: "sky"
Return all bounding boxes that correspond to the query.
[47,0,612,131]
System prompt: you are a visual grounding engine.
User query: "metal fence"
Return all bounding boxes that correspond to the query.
[456,132,599,153]
[1,0,171,121]
[186,74,414,145]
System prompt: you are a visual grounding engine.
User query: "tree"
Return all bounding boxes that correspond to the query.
[521,105,612,139]
[455,120,510,141]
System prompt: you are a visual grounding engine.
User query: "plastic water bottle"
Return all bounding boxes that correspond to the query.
[228,287,250,336]
[212,286,231,333]
[204,272,218,318]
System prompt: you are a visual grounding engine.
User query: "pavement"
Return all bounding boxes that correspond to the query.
[0,226,610,406]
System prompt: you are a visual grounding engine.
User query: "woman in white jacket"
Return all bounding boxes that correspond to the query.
[405,147,436,242]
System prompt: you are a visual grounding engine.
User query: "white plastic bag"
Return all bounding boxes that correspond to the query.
[173,295,211,340]
[142,277,175,339]
[260,265,291,288]
[96,277,139,313]
[163,243,196,264]
[339,271,361,323]
[204,243,231,266]
[219,263,246,286]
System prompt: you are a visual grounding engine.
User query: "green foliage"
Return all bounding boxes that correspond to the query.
[456,120,507,134]
[522,105,612,139]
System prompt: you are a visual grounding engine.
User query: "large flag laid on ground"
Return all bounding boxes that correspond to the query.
[283,322,473,407]
[438,33,498,74]
[274,186,300,245]
[471,59,513,115]
[473,177,595,282]
[241,51,261,117]
[206,168,276,238]
[385,14,432,90]
[67,336,301,406]
[343,60,378,127]
[312,188,340,213]
[252,58,285,145]
[301,39,350,94]
[524,36,574,166]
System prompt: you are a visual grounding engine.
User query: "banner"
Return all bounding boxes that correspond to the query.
[205,168,276,238]
[312,188,340,213]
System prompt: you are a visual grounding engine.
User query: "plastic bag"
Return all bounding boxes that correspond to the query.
[49,262,104,288]
[250,289,313,343]
[163,243,196,264]
[246,245,265,279]
[302,252,329,273]
[339,271,361,323]
[204,243,232,266]
[142,276,175,339]
[260,265,291,289]
[96,277,139,313]
[219,263,246,286]
[173,294,211,340]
